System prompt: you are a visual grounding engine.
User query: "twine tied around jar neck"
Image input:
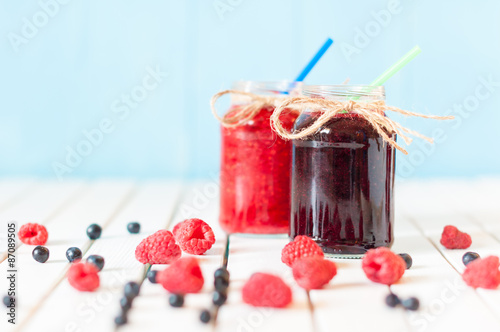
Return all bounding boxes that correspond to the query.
[211,90,295,128]
[270,97,455,155]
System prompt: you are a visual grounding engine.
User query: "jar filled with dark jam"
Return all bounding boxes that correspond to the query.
[290,85,395,257]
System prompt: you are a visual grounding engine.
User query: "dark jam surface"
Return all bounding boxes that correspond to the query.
[219,106,297,234]
[291,112,395,254]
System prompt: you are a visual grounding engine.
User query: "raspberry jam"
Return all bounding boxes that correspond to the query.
[290,85,395,255]
[219,81,300,234]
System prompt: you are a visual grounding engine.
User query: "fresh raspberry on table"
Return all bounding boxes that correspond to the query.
[18,223,48,245]
[440,225,472,249]
[362,247,406,285]
[157,257,204,294]
[292,257,337,289]
[242,273,292,308]
[135,230,181,264]
[462,256,500,289]
[281,235,324,267]
[67,262,100,292]
[172,218,215,255]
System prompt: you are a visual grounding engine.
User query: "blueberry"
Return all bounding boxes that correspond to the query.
[32,246,50,263]
[212,291,227,306]
[3,295,13,307]
[214,267,230,280]
[127,222,141,234]
[463,252,480,266]
[169,294,184,307]
[147,270,158,284]
[86,223,102,240]
[385,293,400,308]
[124,282,140,300]
[200,309,211,324]
[399,253,413,270]
[402,297,420,311]
[119,296,132,312]
[66,247,82,262]
[214,276,229,291]
[86,255,105,271]
[114,313,128,326]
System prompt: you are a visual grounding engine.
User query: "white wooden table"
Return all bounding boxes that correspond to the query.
[0,178,499,332]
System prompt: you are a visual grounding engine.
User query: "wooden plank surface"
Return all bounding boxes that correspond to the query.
[0,179,499,332]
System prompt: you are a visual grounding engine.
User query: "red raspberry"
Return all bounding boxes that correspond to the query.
[67,262,100,292]
[135,230,181,264]
[18,223,48,245]
[362,247,406,285]
[292,257,337,289]
[242,273,292,308]
[281,235,324,267]
[462,256,500,289]
[173,218,215,255]
[157,257,204,294]
[440,225,472,249]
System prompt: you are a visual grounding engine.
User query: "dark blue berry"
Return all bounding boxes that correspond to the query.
[214,267,230,280]
[399,253,413,270]
[385,293,400,308]
[32,246,49,263]
[402,297,420,311]
[463,252,480,266]
[214,276,229,291]
[66,247,82,262]
[147,270,158,284]
[114,313,128,326]
[169,294,184,307]
[200,309,211,323]
[86,224,102,240]
[3,295,13,307]
[119,296,132,312]
[212,291,227,306]
[127,222,141,234]
[86,255,105,271]
[124,282,140,300]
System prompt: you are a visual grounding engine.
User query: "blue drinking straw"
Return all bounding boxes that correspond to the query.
[295,37,334,82]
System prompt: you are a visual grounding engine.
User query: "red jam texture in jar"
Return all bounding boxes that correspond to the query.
[220,106,297,234]
[290,112,395,255]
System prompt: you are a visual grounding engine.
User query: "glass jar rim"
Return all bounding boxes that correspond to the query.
[303,85,385,101]
[232,80,303,95]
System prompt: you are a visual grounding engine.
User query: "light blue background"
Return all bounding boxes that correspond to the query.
[1,0,499,180]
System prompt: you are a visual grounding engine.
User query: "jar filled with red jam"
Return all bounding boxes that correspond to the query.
[219,81,301,234]
[290,85,395,256]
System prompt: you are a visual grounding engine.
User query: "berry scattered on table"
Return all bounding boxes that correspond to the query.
[114,313,128,326]
[135,230,181,265]
[212,290,228,306]
[199,309,212,324]
[462,251,480,266]
[32,246,50,263]
[120,296,132,312]
[440,225,472,249]
[385,293,400,308]
[3,295,13,307]
[173,218,216,255]
[124,282,141,300]
[462,256,500,289]
[127,222,141,234]
[18,223,48,245]
[169,294,184,307]
[398,253,413,269]
[281,235,324,267]
[242,273,292,308]
[292,257,337,289]
[86,255,105,271]
[362,247,406,285]
[147,270,158,284]
[67,262,100,292]
[86,223,102,240]
[157,257,204,294]
[66,247,83,263]
[401,297,420,311]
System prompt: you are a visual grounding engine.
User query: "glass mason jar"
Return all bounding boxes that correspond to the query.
[290,85,395,256]
[219,81,302,234]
